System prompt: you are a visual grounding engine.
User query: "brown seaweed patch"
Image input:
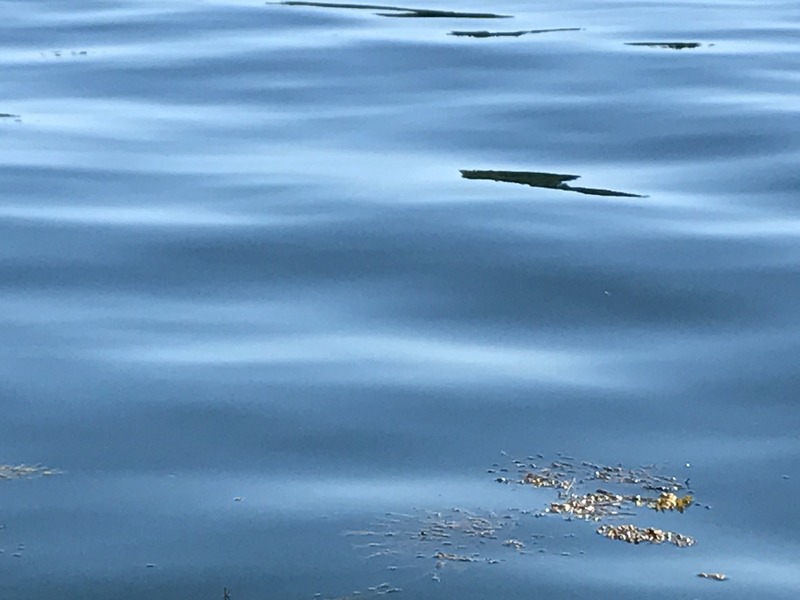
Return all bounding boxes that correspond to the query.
[460,170,647,198]
[547,490,627,520]
[597,524,695,547]
[0,464,59,479]
[449,28,581,37]
[276,2,511,18]
[626,42,702,50]
[522,470,572,489]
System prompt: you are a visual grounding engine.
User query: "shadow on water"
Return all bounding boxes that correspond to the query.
[460,170,647,198]
[449,28,582,38]
[626,42,703,50]
[276,1,511,18]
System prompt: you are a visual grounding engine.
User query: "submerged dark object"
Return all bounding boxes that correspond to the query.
[277,1,510,18]
[449,28,581,38]
[626,42,702,50]
[460,169,646,198]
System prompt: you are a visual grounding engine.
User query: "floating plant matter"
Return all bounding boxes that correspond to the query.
[596,524,695,547]
[0,464,59,480]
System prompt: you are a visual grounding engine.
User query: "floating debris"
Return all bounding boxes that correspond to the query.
[0,113,20,119]
[434,551,474,562]
[414,510,499,542]
[320,581,404,600]
[522,470,572,489]
[0,464,59,480]
[460,170,647,198]
[591,464,683,493]
[547,490,627,520]
[495,455,697,546]
[337,454,702,592]
[596,524,695,547]
[649,492,693,513]
[626,42,702,50]
[276,2,511,18]
[449,28,581,38]
[697,572,728,581]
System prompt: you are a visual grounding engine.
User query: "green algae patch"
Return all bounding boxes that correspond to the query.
[626,42,703,50]
[449,28,581,38]
[0,464,59,480]
[460,169,647,198]
[276,1,511,18]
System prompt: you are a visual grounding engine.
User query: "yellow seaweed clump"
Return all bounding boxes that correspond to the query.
[596,524,695,547]
[652,492,693,513]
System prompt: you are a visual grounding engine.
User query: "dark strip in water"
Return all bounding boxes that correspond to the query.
[450,28,582,37]
[626,42,702,50]
[276,1,511,18]
[460,170,647,198]
[0,113,20,118]
[379,9,510,17]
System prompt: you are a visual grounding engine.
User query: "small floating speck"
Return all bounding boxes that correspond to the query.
[698,572,728,581]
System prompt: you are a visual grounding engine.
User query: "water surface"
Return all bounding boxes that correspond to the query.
[1,0,799,598]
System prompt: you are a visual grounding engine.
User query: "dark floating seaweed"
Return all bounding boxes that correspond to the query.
[460,169,647,198]
[449,28,582,38]
[276,1,511,18]
[626,42,702,50]
[0,113,20,118]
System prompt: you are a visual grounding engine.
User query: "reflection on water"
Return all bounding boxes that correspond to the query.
[449,28,582,38]
[626,42,704,50]
[460,169,647,198]
[277,1,511,18]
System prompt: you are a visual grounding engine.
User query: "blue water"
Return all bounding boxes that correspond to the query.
[1,0,799,598]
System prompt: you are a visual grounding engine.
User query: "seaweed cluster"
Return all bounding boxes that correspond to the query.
[495,455,697,546]
[596,524,695,547]
[342,453,701,593]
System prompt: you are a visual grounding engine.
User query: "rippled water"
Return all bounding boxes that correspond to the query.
[1,0,799,598]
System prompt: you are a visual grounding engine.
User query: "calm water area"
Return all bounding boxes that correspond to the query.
[1,0,799,598]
